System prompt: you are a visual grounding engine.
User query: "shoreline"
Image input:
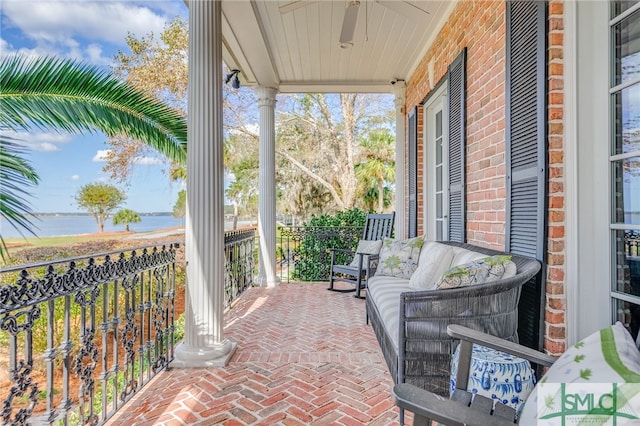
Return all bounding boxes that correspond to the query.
[4,226,185,240]
[3,226,186,249]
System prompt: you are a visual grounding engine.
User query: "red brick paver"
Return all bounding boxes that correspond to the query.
[105,282,413,425]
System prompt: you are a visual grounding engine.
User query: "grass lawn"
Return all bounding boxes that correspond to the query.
[4,227,183,250]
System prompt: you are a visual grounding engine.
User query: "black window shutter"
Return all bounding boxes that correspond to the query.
[408,106,418,238]
[506,0,547,351]
[447,49,466,243]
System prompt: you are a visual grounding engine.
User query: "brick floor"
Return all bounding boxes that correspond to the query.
[105,282,415,425]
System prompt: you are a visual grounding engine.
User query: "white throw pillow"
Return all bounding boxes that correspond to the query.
[408,241,454,290]
[348,239,383,268]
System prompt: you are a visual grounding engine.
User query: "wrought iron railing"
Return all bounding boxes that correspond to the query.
[0,243,180,425]
[0,229,256,425]
[224,228,256,308]
[277,226,364,282]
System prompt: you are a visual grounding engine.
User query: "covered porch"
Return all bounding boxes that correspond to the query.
[178,0,453,368]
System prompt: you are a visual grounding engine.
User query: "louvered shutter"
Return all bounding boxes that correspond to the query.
[506,0,547,351]
[447,49,466,243]
[408,106,418,238]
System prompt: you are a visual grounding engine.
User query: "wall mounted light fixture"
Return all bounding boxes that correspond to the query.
[225,69,241,89]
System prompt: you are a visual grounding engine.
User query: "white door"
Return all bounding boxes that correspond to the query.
[424,85,448,241]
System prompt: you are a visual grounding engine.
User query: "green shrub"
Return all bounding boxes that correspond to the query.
[293,208,367,281]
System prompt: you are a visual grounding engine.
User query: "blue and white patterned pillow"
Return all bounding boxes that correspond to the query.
[374,236,424,279]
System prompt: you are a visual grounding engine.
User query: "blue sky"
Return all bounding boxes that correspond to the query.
[1,0,189,213]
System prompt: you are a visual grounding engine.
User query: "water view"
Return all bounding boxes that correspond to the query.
[0,214,183,238]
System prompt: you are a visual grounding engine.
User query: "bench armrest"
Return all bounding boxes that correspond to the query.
[447,325,556,367]
[393,383,516,426]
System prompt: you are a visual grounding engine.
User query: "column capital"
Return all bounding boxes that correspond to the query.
[255,86,278,108]
[391,80,406,112]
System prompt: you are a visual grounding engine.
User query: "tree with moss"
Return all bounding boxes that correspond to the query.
[113,208,141,232]
[76,184,126,233]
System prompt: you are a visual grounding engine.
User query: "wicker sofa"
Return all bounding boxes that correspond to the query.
[365,241,541,396]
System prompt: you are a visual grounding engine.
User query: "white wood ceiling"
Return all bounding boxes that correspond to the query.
[221,1,455,93]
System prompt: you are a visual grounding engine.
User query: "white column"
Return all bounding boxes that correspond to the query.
[393,81,407,239]
[255,86,280,287]
[174,0,236,367]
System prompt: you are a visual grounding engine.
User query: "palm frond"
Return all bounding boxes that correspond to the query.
[0,136,40,260]
[0,55,187,164]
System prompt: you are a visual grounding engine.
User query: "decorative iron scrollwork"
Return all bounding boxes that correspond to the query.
[1,359,39,426]
[0,242,180,424]
[0,305,41,426]
[73,329,99,397]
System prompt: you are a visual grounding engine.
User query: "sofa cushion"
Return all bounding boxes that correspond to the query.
[348,239,383,268]
[367,276,413,349]
[375,236,424,279]
[435,255,514,290]
[409,241,455,290]
[450,247,487,267]
[519,322,640,424]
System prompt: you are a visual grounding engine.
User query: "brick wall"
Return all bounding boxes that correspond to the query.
[405,0,568,355]
[545,0,567,356]
[406,0,507,250]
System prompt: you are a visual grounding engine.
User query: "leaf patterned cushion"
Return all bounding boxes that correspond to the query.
[435,255,513,290]
[519,322,640,424]
[374,236,424,279]
[348,239,383,268]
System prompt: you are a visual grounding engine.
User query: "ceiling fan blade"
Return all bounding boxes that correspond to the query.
[279,0,318,14]
[339,1,360,46]
[375,1,430,24]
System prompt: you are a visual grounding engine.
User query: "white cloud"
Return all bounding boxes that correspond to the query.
[39,142,59,152]
[71,175,80,181]
[0,130,72,151]
[2,1,167,45]
[133,156,162,165]
[1,0,178,65]
[85,43,109,66]
[92,149,111,162]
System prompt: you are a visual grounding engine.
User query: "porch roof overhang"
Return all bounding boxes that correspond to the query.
[216,0,456,93]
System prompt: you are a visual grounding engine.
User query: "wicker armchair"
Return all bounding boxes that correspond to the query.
[365,241,542,397]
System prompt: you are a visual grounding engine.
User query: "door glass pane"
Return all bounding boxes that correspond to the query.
[613,1,638,17]
[436,111,442,138]
[436,194,443,219]
[614,229,640,296]
[436,139,442,163]
[612,157,640,224]
[436,165,442,191]
[613,83,640,155]
[613,9,640,85]
[614,299,640,341]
